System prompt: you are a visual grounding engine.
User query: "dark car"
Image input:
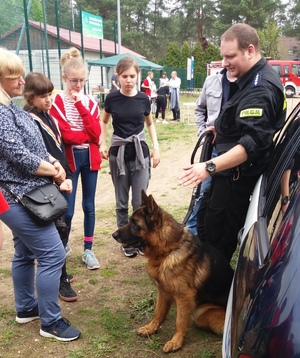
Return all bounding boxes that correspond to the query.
[223,102,300,358]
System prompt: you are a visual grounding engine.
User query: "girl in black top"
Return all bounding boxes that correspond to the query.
[100,56,160,257]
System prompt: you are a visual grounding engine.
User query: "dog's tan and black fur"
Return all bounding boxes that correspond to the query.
[112,191,234,353]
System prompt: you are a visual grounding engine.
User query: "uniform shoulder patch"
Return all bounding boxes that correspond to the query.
[251,71,262,87]
[240,108,263,117]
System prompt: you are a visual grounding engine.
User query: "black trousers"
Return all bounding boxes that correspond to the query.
[55,218,68,280]
[155,95,167,119]
[171,108,181,120]
[197,174,259,261]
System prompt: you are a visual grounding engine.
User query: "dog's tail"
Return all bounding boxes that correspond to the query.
[192,303,225,335]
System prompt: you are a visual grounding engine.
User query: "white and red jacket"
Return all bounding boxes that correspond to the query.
[50,92,101,172]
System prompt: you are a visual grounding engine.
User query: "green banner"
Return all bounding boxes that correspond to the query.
[81,10,103,40]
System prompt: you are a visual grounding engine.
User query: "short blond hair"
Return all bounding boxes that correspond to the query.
[0,48,24,80]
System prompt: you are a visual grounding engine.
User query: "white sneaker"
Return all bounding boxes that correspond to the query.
[156,119,161,123]
[82,249,100,270]
[162,120,169,124]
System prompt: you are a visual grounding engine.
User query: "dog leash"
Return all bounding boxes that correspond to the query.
[182,130,214,226]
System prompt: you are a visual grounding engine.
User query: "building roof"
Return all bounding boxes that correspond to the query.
[1,20,145,58]
[277,36,300,60]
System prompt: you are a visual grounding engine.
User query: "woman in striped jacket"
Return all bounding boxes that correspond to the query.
[50,47,101,271]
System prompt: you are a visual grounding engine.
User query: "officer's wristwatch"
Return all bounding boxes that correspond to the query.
[205,161,216,176]
[281,195,290,206]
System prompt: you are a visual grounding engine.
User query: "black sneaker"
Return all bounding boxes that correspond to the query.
[121,245,137,258]
[16,304,39,324]
[40,317,81,342]
[136,247,145,256]
[59,279,78,302]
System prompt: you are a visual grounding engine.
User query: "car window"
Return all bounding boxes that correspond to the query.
[263,104,300,243]
[292,64,300,77]
[283,65,290,76]
[271,64,282,76]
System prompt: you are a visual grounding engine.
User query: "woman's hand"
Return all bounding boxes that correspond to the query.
[53,162,66,184]
[59,179,72,194]
[70,90,82,103]
[100,143,109,160]
[151,147,160,168]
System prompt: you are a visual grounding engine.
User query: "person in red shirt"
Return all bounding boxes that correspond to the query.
[50,47,101,270]
[141,71,154,98]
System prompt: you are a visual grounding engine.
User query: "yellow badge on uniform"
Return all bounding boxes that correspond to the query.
[240,108,263,117]
[283,92,287,110]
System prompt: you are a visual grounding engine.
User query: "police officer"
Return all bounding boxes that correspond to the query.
[180,23,286,261]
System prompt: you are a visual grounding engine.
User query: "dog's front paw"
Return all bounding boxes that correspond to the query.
[162,338,183,353]
[137,322,159,336]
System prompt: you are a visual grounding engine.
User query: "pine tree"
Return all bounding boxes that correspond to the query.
[165,42,181,67]
[192,41,206,75]
[180,41,192,68]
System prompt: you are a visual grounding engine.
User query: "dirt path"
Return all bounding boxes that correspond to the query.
[0,97,297,357]
[1,96,298,269]
[0,121,197,300]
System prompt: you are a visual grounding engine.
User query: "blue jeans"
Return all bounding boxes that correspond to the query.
[186,176,212,236]
[0,203,65,326]
[64,149,98,242]
[186,148,217,236]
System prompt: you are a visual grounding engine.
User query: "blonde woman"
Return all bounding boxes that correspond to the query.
[0,48,80,341]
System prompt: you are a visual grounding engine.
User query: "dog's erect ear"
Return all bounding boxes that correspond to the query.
[141,189,148,206]
[141,190,158,215]
[146,194,158,214]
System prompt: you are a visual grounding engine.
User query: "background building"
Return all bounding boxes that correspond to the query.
[0,20,144,92]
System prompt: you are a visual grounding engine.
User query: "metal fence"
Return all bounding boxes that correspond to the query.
[141,67,206,92]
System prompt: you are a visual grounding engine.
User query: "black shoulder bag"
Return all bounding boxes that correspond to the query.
[0,182,68,226]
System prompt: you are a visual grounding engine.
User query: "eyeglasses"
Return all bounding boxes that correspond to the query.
[66,77,87,84]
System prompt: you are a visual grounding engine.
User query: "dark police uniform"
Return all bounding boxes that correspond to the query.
[202,58,286,261]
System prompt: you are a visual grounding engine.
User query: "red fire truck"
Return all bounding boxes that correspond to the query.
[207,59,300,98]
[267,59,300,98]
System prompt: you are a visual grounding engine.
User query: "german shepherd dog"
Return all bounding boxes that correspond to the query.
[112,191,234,353]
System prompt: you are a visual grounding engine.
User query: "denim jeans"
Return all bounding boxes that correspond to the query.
[186,148,217,236]
[0,203,65,326]
[64,148,98,241]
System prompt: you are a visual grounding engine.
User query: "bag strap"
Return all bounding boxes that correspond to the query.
[0,181,20,202]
